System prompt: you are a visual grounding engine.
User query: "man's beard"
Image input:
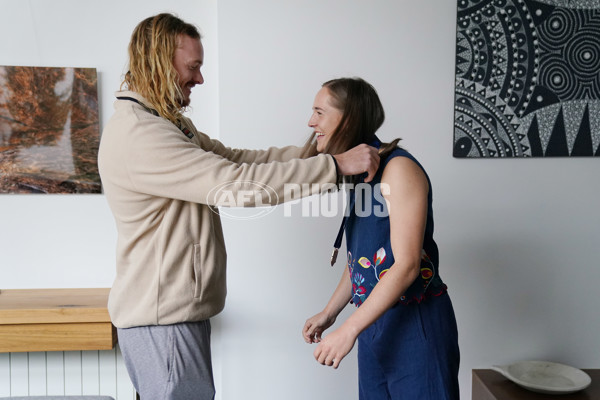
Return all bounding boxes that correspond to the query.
[176,84,191,107]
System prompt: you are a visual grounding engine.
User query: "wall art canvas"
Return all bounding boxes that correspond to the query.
[0,66,101,193]
[453,0,600,158]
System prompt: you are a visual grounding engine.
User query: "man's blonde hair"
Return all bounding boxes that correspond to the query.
[122,13,201,124]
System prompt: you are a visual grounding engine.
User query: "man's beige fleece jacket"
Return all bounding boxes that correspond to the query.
[98,91,337,328]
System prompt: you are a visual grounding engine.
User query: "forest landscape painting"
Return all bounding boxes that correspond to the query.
[0,66,101,193]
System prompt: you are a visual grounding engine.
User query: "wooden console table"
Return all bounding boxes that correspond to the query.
[473,369,600,400]
[0,288,116,352]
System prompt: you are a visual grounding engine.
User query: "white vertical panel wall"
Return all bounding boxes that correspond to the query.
[0,347,133,399]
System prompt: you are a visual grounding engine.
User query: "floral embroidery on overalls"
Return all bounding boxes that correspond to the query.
[349,247,438,306]
[348,248,388,306]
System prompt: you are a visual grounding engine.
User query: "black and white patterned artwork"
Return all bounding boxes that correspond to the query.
[453,0,600,157]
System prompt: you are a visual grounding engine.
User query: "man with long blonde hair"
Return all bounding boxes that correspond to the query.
[98,13,379,399]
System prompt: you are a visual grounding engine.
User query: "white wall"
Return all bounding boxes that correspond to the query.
[1,1,599,399]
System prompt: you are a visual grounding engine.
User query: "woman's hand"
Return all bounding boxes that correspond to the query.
[303,311,336,344]
[313,325,358,369]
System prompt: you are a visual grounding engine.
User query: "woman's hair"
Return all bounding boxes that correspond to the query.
[121,13,201,124]
[301,77,401,159]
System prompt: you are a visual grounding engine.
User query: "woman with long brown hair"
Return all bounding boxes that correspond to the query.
[302,77,460,400]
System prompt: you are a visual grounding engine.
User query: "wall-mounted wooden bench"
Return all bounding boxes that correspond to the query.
[0,288,116,352]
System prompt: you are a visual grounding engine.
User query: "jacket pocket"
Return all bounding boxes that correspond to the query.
[193,244,203,298]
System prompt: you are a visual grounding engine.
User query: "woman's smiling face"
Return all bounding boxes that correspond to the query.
[308,87,343,153]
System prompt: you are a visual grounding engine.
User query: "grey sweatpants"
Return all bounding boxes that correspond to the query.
[118,320,215,400]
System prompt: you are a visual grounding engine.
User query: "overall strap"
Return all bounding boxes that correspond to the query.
[330,137,381,266]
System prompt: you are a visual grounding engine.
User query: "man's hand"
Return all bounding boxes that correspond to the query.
[333,144,380,182]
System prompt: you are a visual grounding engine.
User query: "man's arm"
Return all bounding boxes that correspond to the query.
[195,126,380,181]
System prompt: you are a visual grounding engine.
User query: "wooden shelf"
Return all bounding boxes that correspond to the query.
[0,288,116,352]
